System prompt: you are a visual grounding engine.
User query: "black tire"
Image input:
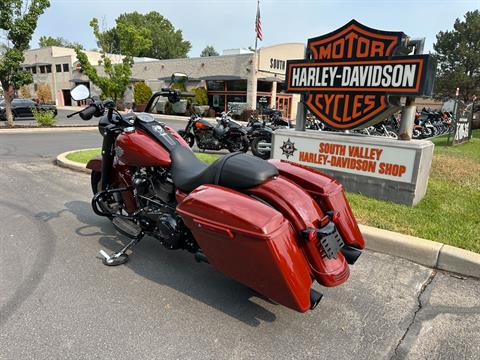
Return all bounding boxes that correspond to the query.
[178,130,195,147]
[422,127,433,138]
[227,136,249,153]
[251,135,271,159]
[91,170,102,195]
[412,128,422,139]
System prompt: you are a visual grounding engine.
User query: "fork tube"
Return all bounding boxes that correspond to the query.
[101,126,116,190]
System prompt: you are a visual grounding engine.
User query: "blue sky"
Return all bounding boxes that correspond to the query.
[32,0,479,57]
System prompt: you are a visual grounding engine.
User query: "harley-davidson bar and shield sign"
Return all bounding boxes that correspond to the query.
[285,20,436,129]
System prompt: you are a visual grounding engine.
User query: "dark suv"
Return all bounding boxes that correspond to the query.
[0,99,57,120]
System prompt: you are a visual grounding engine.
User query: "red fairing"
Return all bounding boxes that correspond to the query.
[269,159,365,250]
[177,185,313,312]
[116,129,172,167]
[246,177,349,287]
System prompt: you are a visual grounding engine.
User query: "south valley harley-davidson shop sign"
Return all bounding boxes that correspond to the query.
[286,20,436,129]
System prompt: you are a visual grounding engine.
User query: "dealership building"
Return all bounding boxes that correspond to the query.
[21,43,305,118]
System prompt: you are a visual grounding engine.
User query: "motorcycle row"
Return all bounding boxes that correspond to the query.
[306,108,455,140]
[177,107,290,160]
[177,107,455,160]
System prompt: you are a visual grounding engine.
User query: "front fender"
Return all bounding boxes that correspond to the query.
[86,156,102,172]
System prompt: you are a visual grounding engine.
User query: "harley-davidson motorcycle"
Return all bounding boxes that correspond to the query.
[178,111,249,152]
[67,74,365,312]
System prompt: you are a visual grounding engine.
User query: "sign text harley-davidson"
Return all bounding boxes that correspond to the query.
[285,20,436,129]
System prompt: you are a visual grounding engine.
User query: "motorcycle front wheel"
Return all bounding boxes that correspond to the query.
[227,137,249,153]
[178,130,195,148]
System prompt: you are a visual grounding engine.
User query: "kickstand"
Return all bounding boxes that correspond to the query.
[99,236,142,266]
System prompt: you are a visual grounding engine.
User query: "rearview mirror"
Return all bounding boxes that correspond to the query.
[70,85,90,101]
[171,72,188,84]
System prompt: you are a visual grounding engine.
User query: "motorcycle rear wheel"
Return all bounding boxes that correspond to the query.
[227,137,249,153]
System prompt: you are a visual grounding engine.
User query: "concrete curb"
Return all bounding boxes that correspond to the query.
[56,149,96,174]
[360,224,480,279]
[55,150,480,279]
[0,126,98,134]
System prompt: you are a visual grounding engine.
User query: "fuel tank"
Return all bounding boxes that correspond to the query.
[115,128,171,167]
[194,118,214,130]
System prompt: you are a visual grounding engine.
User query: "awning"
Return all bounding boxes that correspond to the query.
[30,62,51,66]
[258,76,285,83]
[197,75,245,81]
[157,76,201,81]
[69,79,89,84]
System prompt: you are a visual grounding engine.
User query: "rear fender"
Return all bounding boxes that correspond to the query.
[246,176,349,287]
[268,159,365,250]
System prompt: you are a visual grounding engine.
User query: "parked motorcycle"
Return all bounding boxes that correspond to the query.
[178,111,249,152]
[66,74,365,313]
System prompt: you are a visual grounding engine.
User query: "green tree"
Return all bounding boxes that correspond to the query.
[133,81,152,105]
[200,45,219,57]
[0,0,50,127]
[433,10,480,102]
[75,18,151,104]
[97,11,191,59]
[38,35,84,49]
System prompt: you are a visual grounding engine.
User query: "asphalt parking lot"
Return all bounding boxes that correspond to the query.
[0,130,479,360]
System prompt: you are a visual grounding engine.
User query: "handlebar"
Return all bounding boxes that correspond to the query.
[79,105,97,120]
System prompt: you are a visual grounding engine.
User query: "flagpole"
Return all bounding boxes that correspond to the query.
[249,0,260,111]
[254,0,259,53]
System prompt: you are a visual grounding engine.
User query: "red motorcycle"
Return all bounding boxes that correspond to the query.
[68,76,365,313]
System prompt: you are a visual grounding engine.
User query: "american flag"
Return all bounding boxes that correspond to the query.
[255,2,263,41]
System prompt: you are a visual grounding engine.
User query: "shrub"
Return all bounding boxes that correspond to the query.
[171,82,186,92]
[32,108,56,126]
[19,85,31,98]
[36,83,52,103]
[190,87,208,105]
[133,81,152,105]
[239,109,254,122]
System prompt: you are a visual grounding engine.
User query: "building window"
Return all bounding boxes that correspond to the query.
[227,95,247,103]
[40,66,46,74]
[257,81,272,92]
[56,64,62,72]
[31,66,37,74]
[208,94,225,111]
[46,65,52,73]
[63,63,69,72]
[226,80,247,91]
[206,81,225,91]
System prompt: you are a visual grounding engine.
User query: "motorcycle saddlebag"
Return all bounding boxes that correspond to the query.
[176,184,313,312]
[269,159,365,250]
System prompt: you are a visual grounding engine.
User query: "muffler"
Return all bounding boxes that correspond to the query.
[310,289,323,310]
[341,245,362,265]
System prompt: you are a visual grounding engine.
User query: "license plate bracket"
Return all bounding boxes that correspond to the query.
[317,222,345,259]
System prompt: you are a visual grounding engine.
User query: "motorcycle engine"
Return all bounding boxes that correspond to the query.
[196,129,221,150]
[132,168,197,251]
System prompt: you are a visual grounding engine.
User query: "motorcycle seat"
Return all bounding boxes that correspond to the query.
[170,145,278,193]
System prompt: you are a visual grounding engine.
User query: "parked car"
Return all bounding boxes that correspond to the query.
[0,99,57,120]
